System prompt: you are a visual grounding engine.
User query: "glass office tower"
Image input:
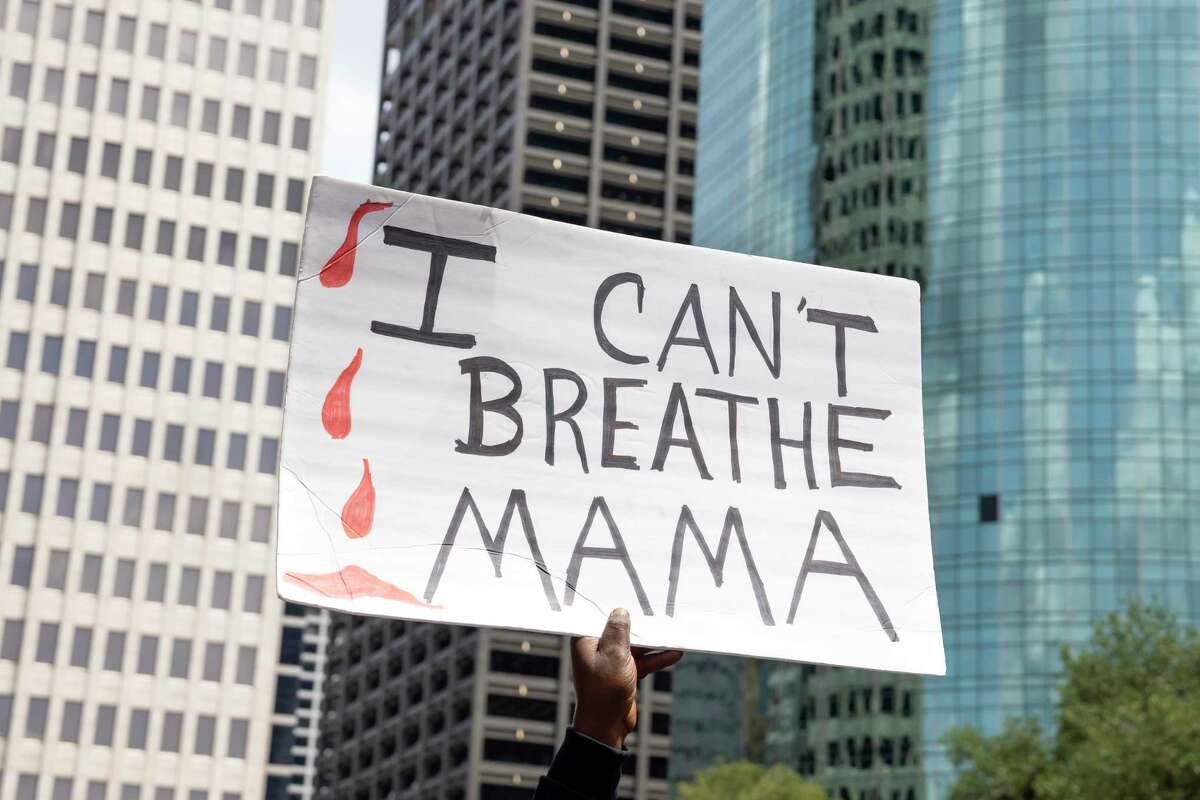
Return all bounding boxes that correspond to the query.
[922,1,1200,794]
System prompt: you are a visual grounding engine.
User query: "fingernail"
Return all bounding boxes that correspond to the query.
[610,608,629,622]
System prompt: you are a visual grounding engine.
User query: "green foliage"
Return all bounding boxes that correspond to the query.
[678,762,827,800]
[946,602,1200,800]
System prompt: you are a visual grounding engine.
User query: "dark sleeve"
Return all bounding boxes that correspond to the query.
[533,727,628,800]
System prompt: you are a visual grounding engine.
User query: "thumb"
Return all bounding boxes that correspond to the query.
[598,608,631,657]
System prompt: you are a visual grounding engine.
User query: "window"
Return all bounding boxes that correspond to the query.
[70,628,92,667]
[262,111,281,145]
[0,401,15,438]
[258,437,279,474]
[251,505,272,543]
[92,206,113,243]
[274,0,293,22]
[84,272,105,310]
[218,230,237,265]
[83,9,104,45]
[187,226,207,261]
[2,127,23,163]
[170,639,192,678]
[22,474,45,514]
[46,549,69,589]
[27,197,48,234]
[180,290,199,325]
[35,132,55,168]
[299,54,317,88]
[225,167,244,201]
[210,296,231,331]
[148,22,167,57]
[140,352,160,388]
[94,705,116,745]
[220,501,240,539]
[128,708,149,748]
[26,696,49,737]
[132,148,152,184]
[140,85,160,121]
[35,623,59,663]
[203,362,224,398]
[122,488,144,527]
[187,497,209,535]
[292,116,311,150]
[58,202,80,239]
[286,178,305,212]
[235,367,254,401]
[0,193,12,230]
[232,104,251,139]
[124,213,145,249]
[1,619,25,660]
[241,301,261,336]
[268,49,287,82]
[255,173,274,207]
[202,99,220,133]
[171,91,190,126]
[0,694,10,736]
[17,263,38,300]
[194,162,214,196]
[179,567,200,605]
[155,492,176,530]
[161,711,183,752]
[164,155,183,190]
[89,483,112,522]
[40,336,62,374]
[178,29,198,64]
[8,331,30,369]
[272,306,292,341]
[212,571,232,609]
[163,423,184,461]
[196,428,218,467]
[156,220,176,256]
[195,715,216,755]
[103,631,126,671]
[117,278,137,314]
[31,403,53,440]
[243,576,265,613]
[76,73,97,110]
[61,701,83,742]
[43,68,64,104]
[106,345,128,383]
[113,559,135,597]
[11,546,34,585]
[0,472,7,513]
[18,0,40,34]
[203,642,224,681]
[171,358,192,393]
[108,77,129,114]
[304,0,321,27]
[116,16,135,51]
[67,136,88,173]
[208,36,228,70]
[80,555,102,593]
[980,494,999,522]
[235,645,256,684]
[137,634,159,674]
[266,371,285,406]
[51,4,71,39]
[238,43,258,77]
[228,718,249,758]
[56,478,79,517]
[227,433,247,470]
[130,431,152,466]
[9,63,32,99]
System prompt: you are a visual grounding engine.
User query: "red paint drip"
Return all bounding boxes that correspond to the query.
[322,347,363,439]
[319,201,394,288]
[341,458,375,538]
[284,565,437,607]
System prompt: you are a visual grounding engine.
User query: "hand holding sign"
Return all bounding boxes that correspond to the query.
[277,178,944,675]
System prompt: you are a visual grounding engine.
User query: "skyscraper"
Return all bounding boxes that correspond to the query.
[921,1,1200,794]
[0,2,328,798]
[680,1,930,798]
[316,1,701,799]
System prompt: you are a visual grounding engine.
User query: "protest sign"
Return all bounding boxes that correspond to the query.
[277,176,944,675]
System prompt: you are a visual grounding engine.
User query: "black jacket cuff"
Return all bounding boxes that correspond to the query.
[535,727,628,800]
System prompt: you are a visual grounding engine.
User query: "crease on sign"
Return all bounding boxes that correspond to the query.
[280,465,627,634]
[297,194,414,283]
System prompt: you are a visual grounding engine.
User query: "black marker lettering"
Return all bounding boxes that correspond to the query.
[828,405,901,489]
[651,383,713,480]
[371,227,496,349]
[806,308,878,397]
[728,287,781,378]
[787,509,897,642]
[666,506,774,626]
[593,273,649,365]
[544,368,589,474]
[564,496,653,615]
[455,356,523,457]
[601,377,646,470]
[657,283,718,375]
[423,488,560,610]
[695,388,758,483]
[768,398,817,490]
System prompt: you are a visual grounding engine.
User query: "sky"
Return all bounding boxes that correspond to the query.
[319,0,386,184]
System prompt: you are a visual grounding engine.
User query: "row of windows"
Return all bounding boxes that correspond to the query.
[0,472,275,541]
[1,130,308,213]
[5,0,322,39]
[2,63,313,150]
[7,775,238,800]
[0,619,259,685]
[7,545,266,611]
[0,691,252,759]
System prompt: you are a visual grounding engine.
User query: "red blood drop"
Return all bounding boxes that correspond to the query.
[284,565,437,607]
[319,201,393,288]
[341,458,375,538]
[321,347,363,439]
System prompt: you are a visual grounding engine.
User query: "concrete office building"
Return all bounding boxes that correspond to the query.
[0,2,328,799]
[675,1,930,798]
[316,1,701,799]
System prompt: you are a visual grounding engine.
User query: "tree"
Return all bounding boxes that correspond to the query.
[678,762,827,800]
[946,602,1200,800]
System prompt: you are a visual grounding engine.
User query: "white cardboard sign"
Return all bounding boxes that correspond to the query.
[277,177,945,675]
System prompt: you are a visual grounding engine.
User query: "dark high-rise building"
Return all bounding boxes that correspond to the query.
[317,2,702,799]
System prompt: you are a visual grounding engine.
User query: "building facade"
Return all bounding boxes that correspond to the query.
[0,1,328,798]
[316,1,702,799]
[681,1,930,799]
[921,0,1200,794]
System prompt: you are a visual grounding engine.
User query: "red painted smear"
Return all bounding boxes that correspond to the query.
[284,565,437,607]
[322,347,363,439]
[341,458,375,538]
[319,201,394,288]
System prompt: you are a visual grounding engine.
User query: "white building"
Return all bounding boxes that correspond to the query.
[0,1,328,798]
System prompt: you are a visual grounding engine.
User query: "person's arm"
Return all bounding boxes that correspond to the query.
[534,609,683,800]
